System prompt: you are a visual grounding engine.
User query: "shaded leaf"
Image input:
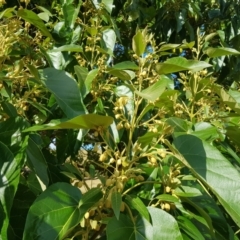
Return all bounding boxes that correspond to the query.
[40,68,86,118]
[111,192,122,220]
[23,183,82,240]
[26,135,49,191]
[106,214,153,240]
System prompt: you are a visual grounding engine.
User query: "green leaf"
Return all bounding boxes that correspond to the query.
[125,195,150,222]
[156,194,180,202]
[174,134,240,227]
[226,126,240,148]
[111,192,122,220]
[192,122,219,142]
[79,188,103,219]
[23,183,82,240]
[135,76,168,101]
[23,114,113,132]
[0,7,16,19]
[109,69,135,80]
[50,44,83,52]
[204,47,240,58]
[156,57,211,74]
[132,30,146,57]
[102,29,116,55]
[26,135,49,191]
[108,61,139,70]
[92,0,114,14]
[85,69,99,97]
[177,215,205,240]
[166,117,190,133]
[106,214,153,240]
[148,207,183,240]
[40,68,86,118]
[1,102,18,118]
[17,9,52,39]
[0,138,28,239]
[74,65,88,97]
[62,0,81,29]
[174,186,202,197]
[0,117,29,146]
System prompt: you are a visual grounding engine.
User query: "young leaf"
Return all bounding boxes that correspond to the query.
[132,30,146,57]
[135,76,168,102]
[17,9,52,39]
[111,191,122,220]
[23,183,82,240]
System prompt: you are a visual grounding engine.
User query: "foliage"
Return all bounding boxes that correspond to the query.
[1,0,240,239]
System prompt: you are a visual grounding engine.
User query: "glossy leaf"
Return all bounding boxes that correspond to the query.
[109,69,135,80]
[17,9,52,39]
[125,195,150,222]
[23,114,113,132]
[156,57,211,74]
[174,134,240,227]
[106,214,153,240]
[148,207,183,240]
[111,191,122,220]
[23,183,82,240]
[85,69,99,97]
[132,30,146,57]
[205,47,240,58]
[135,76,168,101]
[39,68,86,118]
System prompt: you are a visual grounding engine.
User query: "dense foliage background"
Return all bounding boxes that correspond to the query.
[1,0,240,239]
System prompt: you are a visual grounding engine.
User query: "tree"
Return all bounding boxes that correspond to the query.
[1,0,240,239]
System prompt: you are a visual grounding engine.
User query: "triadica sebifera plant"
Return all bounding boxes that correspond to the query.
[1,0,240,239]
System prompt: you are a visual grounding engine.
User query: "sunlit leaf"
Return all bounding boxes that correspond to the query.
[156,57,211,74]
[132,30,146,57]
[17,9,52,39]
[204,47,240,58]
[23,183,82,240]
[23,114,113,132]
[148,207,183,240]
[174,135,240,227]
